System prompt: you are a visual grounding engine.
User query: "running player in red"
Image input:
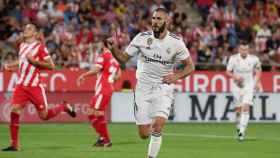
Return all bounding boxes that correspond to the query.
[77,39,121,147]
[2,23,76,151]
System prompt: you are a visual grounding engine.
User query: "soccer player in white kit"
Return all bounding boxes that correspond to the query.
[226,42,262,141]
[108,8,194,158]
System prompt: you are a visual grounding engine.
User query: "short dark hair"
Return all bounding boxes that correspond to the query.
[153,7,169,15]
[26,23,39,32]
[239,39,249,45]
[102,35,111,48]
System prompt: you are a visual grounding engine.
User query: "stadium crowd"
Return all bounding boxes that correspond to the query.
[0,0,280,71]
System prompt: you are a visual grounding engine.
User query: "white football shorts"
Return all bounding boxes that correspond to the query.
[134,82,175,125]
[232,84,254,106]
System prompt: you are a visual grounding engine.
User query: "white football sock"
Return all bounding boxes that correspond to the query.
[148,132,162,158]
[236,113,241,130]
[239,111,249,134]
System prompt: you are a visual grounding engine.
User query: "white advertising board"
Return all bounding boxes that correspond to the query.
[111,92,279,123]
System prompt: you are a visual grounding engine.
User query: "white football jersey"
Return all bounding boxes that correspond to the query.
[227,53,261,86]
[125,31,190,84]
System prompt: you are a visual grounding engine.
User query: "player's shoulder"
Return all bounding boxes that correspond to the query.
[248,54,259,60]
[168,32,182,41]
[139,31,153,37]
[38,42,49,52]
[102,51,116,60]
[98,51,107,58]
[228,54,239,62]
[229,54,239,59]
[95,54,104,63]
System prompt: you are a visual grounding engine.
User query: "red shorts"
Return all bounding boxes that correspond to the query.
[11,85,48,112]
[90,93,112,111]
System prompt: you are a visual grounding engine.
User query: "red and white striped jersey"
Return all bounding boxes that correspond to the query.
[17,41,50,87]
[94,50,120,96]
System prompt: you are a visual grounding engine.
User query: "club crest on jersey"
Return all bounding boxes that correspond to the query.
[146,38,153,49]
[166,48,171,54]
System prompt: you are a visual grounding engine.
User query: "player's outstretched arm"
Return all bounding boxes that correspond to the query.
[254,68,262,91]
[107,39,130,64]
[77,66,102,86]
[254,70,261,84]
[163,57,194,84]
[26,54,55,70]
[4,60,19,71]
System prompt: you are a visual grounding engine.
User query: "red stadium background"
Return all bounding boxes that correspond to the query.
[1,70,280,122]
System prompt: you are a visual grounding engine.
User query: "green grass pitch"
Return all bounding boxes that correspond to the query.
[0,123,280,158]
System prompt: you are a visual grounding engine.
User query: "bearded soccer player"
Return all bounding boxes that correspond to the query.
[77,39,121,147]
[108,8,194,158]
[2,23,76,151]
[226,42,262,141]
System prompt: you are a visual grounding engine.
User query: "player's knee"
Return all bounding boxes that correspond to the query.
[241,104,250,112]
[11,105,22,114]
[38,112,48,120]
[152,123,163,133]
[137,125,150,139]
[235,107,241,113]
[39,115,48,121]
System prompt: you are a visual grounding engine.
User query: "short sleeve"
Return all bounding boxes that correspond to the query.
[254,57,262,71]
[227,56,234,71]
[95,54,104,68]
[125,33,141,57]
[38,44,50,60]
[174,39,190,62]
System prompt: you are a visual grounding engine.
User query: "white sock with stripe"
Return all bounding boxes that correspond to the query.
[236,113,241,131]
[148,132,162,158]
[239,111,249,134]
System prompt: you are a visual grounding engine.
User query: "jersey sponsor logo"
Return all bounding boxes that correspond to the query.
[153,53,162,60]
[143,55,172,65]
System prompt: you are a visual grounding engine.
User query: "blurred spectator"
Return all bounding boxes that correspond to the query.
[0,0,279,71]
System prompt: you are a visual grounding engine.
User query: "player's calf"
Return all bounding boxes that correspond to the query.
[38,101,76,120]
[138,125,151,139]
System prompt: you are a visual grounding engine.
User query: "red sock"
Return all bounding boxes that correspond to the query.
[10,112,20,148]
[97,116,110,142]
[88,115,101,134]
[46,104,66,120]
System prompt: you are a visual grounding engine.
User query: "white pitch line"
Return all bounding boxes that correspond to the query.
[165,133,280,142]
[0,132,279,142]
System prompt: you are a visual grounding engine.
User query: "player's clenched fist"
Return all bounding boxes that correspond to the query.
[163,73,180,84]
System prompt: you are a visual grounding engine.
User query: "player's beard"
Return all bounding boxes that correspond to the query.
[153,22,166,38]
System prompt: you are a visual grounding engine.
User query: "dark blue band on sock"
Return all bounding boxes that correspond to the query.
[151,132,161,137]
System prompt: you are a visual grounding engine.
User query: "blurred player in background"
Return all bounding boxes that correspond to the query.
[2,23,76,151]
[226,41,262,141]
[108,8,194,158]
[77,39,121,147]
